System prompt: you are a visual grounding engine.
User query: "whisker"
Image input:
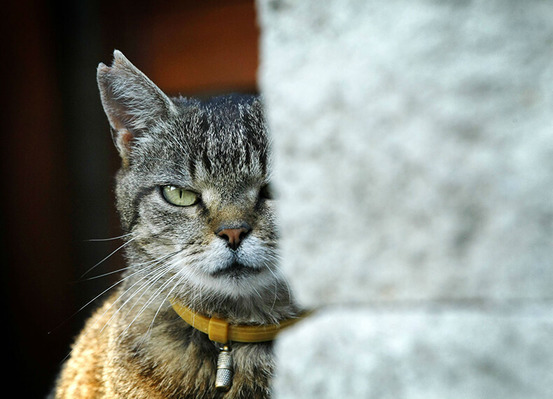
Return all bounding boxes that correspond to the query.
[73,274,130,317]
[99,251,181,333]
[77,265,133,281]
[48,245,141,336]
[85,233,133,242]
[54,264,161,364]
[98,269,161,333]
[116,249,205,342]
[49,268,136,351]
[118,265,172,319]
[146,269,187,336]
[264,258,293,311]
[80,248,178,282]
[80,236,137,278]
[117,266,179,339]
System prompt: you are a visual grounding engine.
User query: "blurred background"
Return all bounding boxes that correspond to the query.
[2,1,259,396]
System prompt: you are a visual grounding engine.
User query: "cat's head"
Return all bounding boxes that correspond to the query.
[97,51,289,315]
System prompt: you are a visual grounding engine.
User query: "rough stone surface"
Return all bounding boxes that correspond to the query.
[256,0,553,398]
[258,0,553,306]
[273,307,553,399]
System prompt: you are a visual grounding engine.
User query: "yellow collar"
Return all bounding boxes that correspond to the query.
[170,298,308,344]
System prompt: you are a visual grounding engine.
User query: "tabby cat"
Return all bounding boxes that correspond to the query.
[52,50,299,398]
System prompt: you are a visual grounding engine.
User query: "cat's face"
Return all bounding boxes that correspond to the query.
[97,51,282,303]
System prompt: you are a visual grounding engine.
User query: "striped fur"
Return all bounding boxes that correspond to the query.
[52,51,298,398]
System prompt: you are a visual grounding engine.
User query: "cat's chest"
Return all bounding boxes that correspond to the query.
[112,324,274,398]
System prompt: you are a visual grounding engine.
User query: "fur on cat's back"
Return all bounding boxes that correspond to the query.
[52,50,298,398]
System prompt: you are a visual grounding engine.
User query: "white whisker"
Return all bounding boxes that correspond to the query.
[117,266,180,340]
[79,265,133,281]
[85,233,133,242]
[146,270,187,337]
[80,236,137,278]
[100,251,181,333]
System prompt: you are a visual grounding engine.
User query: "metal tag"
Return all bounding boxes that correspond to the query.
[215,345,233,392]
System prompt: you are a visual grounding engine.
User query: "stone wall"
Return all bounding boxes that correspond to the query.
[257,0,553,397]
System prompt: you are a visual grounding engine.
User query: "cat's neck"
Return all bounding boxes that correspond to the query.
[172,279,299,326]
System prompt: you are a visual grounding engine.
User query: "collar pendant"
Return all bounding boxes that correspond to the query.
[215,344,233,392]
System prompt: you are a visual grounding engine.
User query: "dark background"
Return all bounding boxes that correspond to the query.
[2,1,259,396]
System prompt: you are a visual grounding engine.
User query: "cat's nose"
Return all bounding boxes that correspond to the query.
[216,224,252,250]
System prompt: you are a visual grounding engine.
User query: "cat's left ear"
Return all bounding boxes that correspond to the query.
[97,50,177,164]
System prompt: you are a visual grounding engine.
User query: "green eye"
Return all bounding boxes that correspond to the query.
[161,186,199,207]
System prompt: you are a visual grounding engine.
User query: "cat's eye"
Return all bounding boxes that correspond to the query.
[161,186,199,207]
[259,184,273,200]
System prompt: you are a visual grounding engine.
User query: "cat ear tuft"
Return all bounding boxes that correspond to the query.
[97,50,177,164]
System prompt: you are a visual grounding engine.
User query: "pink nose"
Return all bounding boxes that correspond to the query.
[216,226,251,250]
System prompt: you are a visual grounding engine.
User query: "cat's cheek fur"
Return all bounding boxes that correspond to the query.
[235,235,277,267]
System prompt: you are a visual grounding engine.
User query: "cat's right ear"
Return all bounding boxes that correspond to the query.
[97,50,177,165]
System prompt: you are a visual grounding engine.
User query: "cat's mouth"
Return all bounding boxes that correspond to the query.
[211,261,262,279]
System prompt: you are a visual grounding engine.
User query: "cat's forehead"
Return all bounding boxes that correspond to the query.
[130,95,269,190]
[179,95,265,143]
[176,95,269,183]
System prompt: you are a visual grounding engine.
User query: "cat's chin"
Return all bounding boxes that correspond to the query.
[180,264,279,302]
[210,261,263,279]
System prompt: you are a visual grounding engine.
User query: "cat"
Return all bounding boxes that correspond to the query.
[51,50,300,399]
